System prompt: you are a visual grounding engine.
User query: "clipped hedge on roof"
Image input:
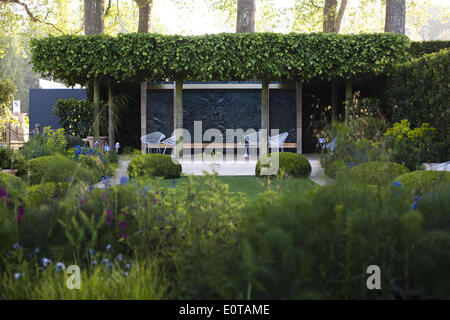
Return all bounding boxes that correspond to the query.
[30,32,410,86]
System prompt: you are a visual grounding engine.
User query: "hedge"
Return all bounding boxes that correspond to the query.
[409,41,450,59]
[30,33,410,86]
[347,161,409,186]
[255,152,311,178]
[387,49,449,161]
[128,154,182,179]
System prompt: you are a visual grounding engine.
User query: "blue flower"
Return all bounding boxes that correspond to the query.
[120,176,129,185]
[89,248,95,257]
[28,253,33,260]
[101,257,109,265]
[41,257,52,267]
[392,181,402,187]
[115,142,120,151]
[104,144,110,152]
[123,271,129,277]
[55,262,65,272]
[412,202,418,210]
[94,141,99,147]
[115,254,123,262]
[125,263,131,270]
[12,243,20,250]
[92,260,97,266]
[34,248,40,254]
[7,250,12,256]
[106,244,112,252]
[14,273,23,280]
[107,262,114,269]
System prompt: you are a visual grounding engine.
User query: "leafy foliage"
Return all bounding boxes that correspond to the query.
[255,152,311,178]
[128,154,182,179]
[53,98,94,137]
[409,41,450,59]
[347,161,409,186]
[384,119,437,170]
[393,170,450,196]
[30,32,410,85]
[387,49,449,161]
[0,79,16,117]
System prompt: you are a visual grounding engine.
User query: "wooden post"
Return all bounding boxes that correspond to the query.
[93,77,100,141]
[140,81,147,153]
[174,80,183,157]
[261,79,269,154]
[5,122,11,147]
[108,80,115,147]
[296,82,303,154]
[345,79,352,124]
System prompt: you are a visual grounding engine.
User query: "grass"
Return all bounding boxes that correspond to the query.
[156,175,318,200]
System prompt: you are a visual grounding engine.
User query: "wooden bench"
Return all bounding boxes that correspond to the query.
[145,142,297,149]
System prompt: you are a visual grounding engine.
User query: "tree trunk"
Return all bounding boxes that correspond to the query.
[385,0,406,34]
[236,0,255,33]
[84,0,105,35]
[108,80,114,146]
[135,0,153,33]
[323,0,337,33]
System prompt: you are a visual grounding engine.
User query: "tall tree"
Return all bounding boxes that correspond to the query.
[84,0,105,141]
[323,0,347,34]
[84,0,105,35]
[385,0,405,34]
[134,0,153,33]
[236,0,255,33]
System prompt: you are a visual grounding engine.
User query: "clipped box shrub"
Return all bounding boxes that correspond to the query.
[347,161,409,186]
[128,154,182,179]
[393,170,450,195]
[255,152,311,178]
[27,154,97,185]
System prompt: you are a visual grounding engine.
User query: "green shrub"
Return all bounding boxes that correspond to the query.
[53,99,93,138]
[27,155,96,185]
[383,119,438,171]
[128,154,181,179]
[409,41,450,59]
[319,118,388,170]
[255,152,311,178]
[325,159,348,179]
[19,127,67,160]
[27,182,61,208]
[0,172,24,193]
[347,161,409,186]
[387,49,449,161]
[393,170,450,196]
[229,179,450,299]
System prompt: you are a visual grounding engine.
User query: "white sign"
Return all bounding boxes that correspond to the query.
[12,100,20,114]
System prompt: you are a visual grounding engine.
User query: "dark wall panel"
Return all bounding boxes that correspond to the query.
[29,89,87,131]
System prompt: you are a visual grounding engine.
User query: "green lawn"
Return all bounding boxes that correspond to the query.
[156,176,317,200]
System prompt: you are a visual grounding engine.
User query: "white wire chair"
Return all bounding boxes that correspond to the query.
[161,136,176,154]
[140,131,166,153]
[243,132,289,157]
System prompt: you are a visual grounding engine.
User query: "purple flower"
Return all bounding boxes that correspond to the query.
[138,230,143,235]
[121,233,126,239]
[17,207,24,223]
[392,181,402,187]
[120,220,126,230]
